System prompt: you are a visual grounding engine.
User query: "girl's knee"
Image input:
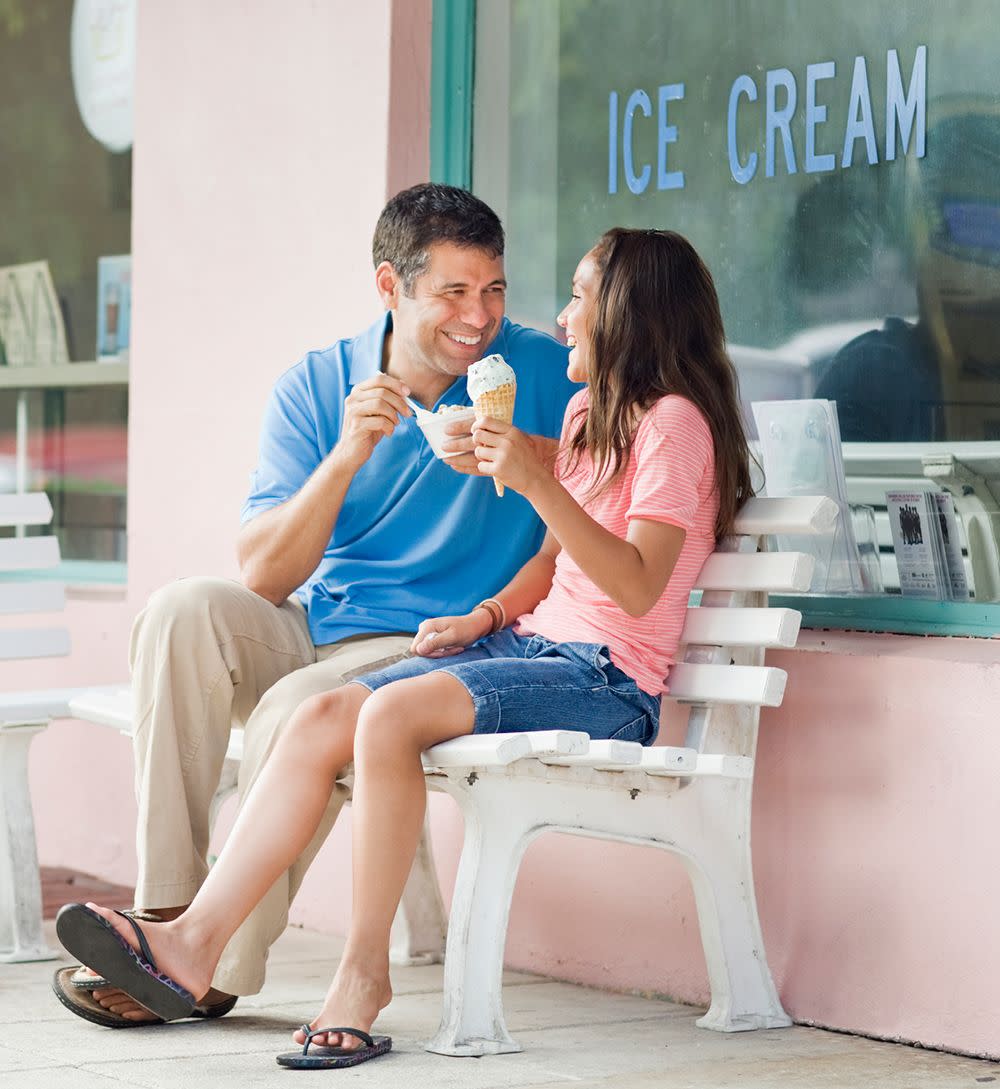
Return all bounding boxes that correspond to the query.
[355,683,421,759]
[355,675,469,761]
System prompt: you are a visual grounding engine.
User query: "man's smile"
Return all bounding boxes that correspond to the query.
[443,331,485,346]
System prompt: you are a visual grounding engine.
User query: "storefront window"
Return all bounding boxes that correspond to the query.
[0,0,131,575]
[462,0,1000,622]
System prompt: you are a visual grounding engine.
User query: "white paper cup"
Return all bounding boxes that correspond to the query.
[415,407,476,459]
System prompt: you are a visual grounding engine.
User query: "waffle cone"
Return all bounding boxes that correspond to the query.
[474,382,517,496]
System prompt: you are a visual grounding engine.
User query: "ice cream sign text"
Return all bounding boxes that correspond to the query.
[608,46,926,194]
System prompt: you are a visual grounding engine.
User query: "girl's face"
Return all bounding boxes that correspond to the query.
[557,251,598,384]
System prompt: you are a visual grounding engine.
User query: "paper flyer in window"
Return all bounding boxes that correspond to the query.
[931,492,971,600]
[885,491,948,599]
[0,261,70,367]
[97,255,132,362]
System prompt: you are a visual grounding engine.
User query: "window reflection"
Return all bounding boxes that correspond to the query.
[0,0,130,567]
[815,100,1000,440]
[476,1,1000,445]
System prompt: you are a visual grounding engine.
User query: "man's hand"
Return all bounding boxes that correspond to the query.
[336,375,412,470]
[411,610,493,657]
[444,422,559,479]
[439,415,479,474]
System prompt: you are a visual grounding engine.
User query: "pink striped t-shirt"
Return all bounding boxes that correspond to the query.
[516,389,718,695]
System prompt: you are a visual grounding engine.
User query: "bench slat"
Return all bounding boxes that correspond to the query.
[0,581,66,616]
[694,754,755,778]
[66,687,134,731]
[695,552,814,593]
[0,688,79,724]
[0,493,53,527]
[539,739,642,768]
[668,662,786,706]
[0,628,70,661]
[681,607,800,648]
[423,733,531,768]
[526,730,589,756]
[733,495,839,536]
[637,747,698,774]
[0,536,61,571]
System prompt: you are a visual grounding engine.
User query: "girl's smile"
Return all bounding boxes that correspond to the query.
[557,251,598,384]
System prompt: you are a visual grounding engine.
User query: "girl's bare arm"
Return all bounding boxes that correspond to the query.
[525,480,684,617]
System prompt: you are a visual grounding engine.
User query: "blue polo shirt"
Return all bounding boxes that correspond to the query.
[241,314,578,645]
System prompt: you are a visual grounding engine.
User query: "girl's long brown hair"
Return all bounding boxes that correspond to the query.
[565,228,753,539]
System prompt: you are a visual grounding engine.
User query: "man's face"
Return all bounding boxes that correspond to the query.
[387,242,507,381]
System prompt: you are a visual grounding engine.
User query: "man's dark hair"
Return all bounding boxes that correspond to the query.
[372,183,504,293]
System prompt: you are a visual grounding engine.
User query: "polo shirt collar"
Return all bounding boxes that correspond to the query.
[349,312,392,384]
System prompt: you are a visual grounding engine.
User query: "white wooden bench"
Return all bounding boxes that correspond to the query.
[418,493,838,1056]
[1,492,836,1062]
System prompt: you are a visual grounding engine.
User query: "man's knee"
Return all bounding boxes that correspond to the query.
[131,577,242,657]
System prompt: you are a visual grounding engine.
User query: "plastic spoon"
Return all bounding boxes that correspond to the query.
[403,395,433,420]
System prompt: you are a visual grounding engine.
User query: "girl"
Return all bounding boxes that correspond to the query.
[56,228,752,1069]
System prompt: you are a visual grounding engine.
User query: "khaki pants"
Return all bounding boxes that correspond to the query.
[129,576,413,995]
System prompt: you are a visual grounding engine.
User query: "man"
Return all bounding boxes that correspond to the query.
[814,314,941,441]
[54,183,577,1025]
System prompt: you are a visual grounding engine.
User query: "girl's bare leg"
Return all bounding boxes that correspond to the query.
[297,673,474,1049]
[85,684,370,1008]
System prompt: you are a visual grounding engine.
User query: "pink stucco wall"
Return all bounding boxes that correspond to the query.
[11,0,997,1063]
[496,632,1000,1060]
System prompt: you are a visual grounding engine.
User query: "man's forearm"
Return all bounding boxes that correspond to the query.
[237,448,359,605]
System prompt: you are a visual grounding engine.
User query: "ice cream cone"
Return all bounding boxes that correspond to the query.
[474,381,516,496]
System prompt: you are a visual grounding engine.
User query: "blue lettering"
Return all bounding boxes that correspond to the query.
[885,45,926,161]
[657,83,685,190]
[608,91,618,194]
[805,61,836,173]
[727,75,758,185]
[842,56,878,167]
[765,69,797,177]
[623,88,652,194]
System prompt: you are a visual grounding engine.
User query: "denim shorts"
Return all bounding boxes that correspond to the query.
[350,628,661,745]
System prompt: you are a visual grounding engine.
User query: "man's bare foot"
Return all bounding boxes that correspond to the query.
[89,979,235,1022]
[83,901,218,1016]
[293,958,392,1050]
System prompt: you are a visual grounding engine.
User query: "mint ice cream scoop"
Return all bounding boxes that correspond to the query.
[467,354,516,400]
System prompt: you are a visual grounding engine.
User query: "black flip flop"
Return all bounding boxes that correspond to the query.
[53,966,239,1028]
[276,1025,393,1069]
[55,903,196,1021]
[67,910,166,990]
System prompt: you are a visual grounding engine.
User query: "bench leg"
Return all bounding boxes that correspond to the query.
[0,723,58,962]
[425,783,530,1056]
[389,813,447,966]
[682,783,790,1032]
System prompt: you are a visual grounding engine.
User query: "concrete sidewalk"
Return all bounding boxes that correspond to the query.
[2,921,996,1088]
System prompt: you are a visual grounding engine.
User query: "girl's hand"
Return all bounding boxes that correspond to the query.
[411,610,493,658]
[473,417,550,497]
